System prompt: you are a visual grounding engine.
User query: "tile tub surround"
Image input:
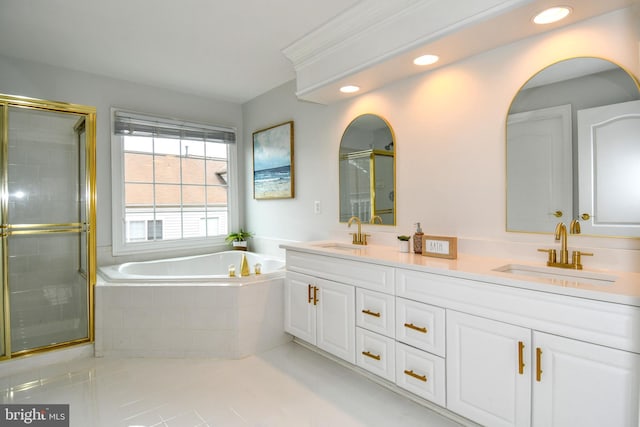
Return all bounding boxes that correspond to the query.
[0,341,463,427]
[95,276,290,358]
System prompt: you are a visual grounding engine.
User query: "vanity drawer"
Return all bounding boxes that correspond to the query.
[356,327,395,382]
[286,251,395,294]
[356,288,395,338]
[396,342,445,406]
[396,297,445,357]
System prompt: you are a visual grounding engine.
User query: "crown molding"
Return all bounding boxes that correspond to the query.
[281,0,634,104]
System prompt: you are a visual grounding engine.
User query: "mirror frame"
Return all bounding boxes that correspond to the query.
[339,113,396,226]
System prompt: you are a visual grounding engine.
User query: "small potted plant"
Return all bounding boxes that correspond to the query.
[225,229,253,251]
[397,235,411,253]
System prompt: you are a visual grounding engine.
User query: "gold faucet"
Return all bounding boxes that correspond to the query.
[555,222,569,265]
[369,215,383,224]
[538,221,593,270]
[348,216,369,245]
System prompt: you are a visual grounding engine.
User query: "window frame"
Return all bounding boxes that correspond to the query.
[110,108,239,256]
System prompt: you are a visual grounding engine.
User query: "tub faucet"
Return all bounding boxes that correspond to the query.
[240,254,250,276]
[348,216,368,245]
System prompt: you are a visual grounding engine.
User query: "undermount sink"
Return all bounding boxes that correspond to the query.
[494,264,617,286]
[312,242,366,251]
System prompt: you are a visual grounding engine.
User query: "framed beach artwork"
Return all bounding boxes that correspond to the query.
[252,121,294,199]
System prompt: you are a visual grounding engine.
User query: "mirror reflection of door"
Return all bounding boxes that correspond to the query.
[506,57,640,237]
[577,100,640,237]
[507,105,572,232]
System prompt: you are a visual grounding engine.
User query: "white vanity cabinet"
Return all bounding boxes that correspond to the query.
[284,271,355,363]
[446,310,532,427]
[398,268,640,427]
[532,331,640,427]
[447,310,640,427]
[285,251,394,366]
[283,245,640,427]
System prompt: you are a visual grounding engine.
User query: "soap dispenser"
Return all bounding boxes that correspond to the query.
[413,222,424,254]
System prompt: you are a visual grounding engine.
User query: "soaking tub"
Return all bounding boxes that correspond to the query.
[98,251,285,282]
[95,251,290,358]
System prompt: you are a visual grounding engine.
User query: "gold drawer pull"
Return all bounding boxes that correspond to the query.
[536,347,543,382]
[404,322,428,334]
[404,369,427,382]
[362,309,381,318]
[518,341,525,375]
[362,351,381,361]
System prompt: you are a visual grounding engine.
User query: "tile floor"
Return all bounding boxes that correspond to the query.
[0,342,464,427]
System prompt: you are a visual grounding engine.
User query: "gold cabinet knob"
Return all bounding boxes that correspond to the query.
[553,210,563,218]
[581,213,591,220]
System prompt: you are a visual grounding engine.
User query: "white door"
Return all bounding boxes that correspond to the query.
[447,310,532,427]
[532,331,640,427]
[316,278,355,364]
[577,100,640,236]
[507,104,572,233]
[284,272,316,345]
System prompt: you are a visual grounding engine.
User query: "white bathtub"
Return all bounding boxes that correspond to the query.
[95,251,290,358]
[98,251,285,283]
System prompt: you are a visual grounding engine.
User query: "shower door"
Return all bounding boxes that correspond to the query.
[0,96,96,358]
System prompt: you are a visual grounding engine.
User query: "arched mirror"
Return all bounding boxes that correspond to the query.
[506,57,640,237]
[339,114,396,225]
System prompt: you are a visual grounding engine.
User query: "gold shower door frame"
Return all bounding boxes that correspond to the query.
[0,94,97,360]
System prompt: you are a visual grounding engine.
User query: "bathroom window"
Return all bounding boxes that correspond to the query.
[111,109,238,255]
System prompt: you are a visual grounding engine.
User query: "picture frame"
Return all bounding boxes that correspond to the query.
[252,121,294,200]
[422,235,458,259]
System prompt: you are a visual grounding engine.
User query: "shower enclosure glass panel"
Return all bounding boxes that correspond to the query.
[5,106,90,354]
[0,104,4,358]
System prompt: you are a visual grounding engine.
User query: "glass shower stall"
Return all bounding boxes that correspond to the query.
[0,94,96,359]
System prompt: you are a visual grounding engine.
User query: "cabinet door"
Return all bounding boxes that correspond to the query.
[284,272,316,344]
[533,331,640,427]
[316,278,355,364]
[447,310,532,427]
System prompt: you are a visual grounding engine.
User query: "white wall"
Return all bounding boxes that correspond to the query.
[0,55,244,265]
[243,9,640,272]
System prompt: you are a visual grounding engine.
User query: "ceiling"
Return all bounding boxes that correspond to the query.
[0,1,637,105]
[0,0,359,103]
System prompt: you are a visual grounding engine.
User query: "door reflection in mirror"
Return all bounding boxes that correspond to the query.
[506,57,640,237]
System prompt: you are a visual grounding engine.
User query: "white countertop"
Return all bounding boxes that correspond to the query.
[281,241,640,307]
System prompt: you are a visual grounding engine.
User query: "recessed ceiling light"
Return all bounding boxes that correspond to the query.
[533,6,571,25]
[413,55,439,66]
[340,85,360,94]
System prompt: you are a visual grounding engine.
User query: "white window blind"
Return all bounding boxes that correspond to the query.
[113,110,236,144]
